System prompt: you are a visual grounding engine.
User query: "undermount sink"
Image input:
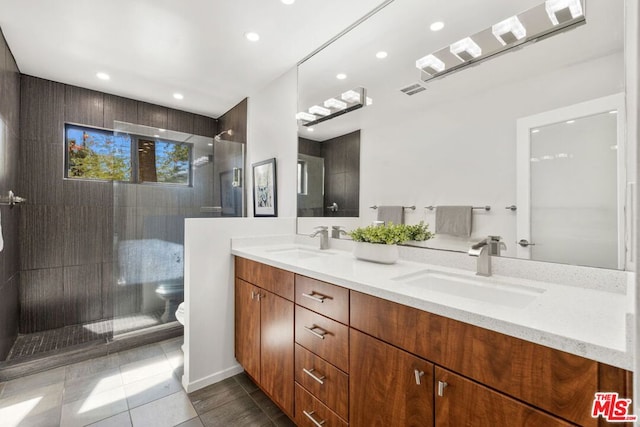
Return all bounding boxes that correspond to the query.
[266,246,336,260]
[392,269,546,308]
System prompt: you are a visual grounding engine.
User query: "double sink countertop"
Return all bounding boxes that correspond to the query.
[231,235,634,370]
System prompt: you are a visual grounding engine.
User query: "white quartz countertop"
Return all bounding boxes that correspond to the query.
[231,238,633,371]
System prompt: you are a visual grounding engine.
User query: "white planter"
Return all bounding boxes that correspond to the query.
[353,242,399,264]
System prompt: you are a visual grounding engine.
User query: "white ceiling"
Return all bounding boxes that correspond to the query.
[0,0,384,118]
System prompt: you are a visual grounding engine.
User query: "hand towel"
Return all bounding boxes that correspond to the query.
[377,206,404,225]
[435,206,473,237]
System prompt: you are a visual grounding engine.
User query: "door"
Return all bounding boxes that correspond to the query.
[350,329,434,427]
[435,367,573,427]
[260,289,294,415]
[516,93,627,269]
[234,278,260,380]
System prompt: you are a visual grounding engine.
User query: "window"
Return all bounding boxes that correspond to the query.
[65,124,192,186]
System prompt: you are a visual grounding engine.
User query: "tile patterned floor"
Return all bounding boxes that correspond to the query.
[0,338,295,427]
[7,312,166,361]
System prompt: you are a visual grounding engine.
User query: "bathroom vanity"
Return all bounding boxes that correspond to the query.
[232,241,633,427]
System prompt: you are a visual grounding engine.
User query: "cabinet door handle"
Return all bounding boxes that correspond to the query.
[302,292,327,303]
[304,325,327,339]
[437,380,448,397]
[414,369,425,385]
[251,291,257,300]
[303,410,326,427]
[303,368,325,385]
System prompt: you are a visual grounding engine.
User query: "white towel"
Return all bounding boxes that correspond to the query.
[435,206,473,237]
[377,206,404,225]
[0,209,4,252]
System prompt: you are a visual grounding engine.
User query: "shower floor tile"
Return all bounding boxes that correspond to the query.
[6,311,164,362]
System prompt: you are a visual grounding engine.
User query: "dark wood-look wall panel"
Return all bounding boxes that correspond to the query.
[65,85,104,128]
[1,32,20,133]
[19,142,63,206]
[20,268,65,333]
[168,108,194,134]
[63,206,105,266]
[101,262,113,320]
[321,130,360,217]
[0,275,19,360]
[217,98,247,143]
[193,114,217,138]
[298,137,322,157]
[63,180,113,207]
[104,94,138,128]
[19,205,65,270]
[137,102,168,129]
[64,264,103,324]
[20,75,64,143]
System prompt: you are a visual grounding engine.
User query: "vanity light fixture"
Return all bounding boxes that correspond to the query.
[450,37,482,62]
[309,105,331,116]
[96,72,110,81]
[295,112,317,122]
[298,87,368,127]
[492,16,526,45]
[415,54,445,75]
[324,98,347,110]
[341,90,361,103]
[415,0,585,85]
[545,0,583,25]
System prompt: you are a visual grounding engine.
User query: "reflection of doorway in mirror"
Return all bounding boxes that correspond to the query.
[517,93,627,269]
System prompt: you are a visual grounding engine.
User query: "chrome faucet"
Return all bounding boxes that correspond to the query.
[310,226,329,250]
[468,236,506,276]
[331,226,348,239]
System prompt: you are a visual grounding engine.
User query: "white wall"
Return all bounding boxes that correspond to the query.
[183,68,298,391]
[358,52,624,257]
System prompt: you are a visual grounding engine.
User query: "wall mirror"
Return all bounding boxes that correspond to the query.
[296,0,632,270]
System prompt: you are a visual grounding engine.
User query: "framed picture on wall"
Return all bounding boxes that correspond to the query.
[252,158,277,217]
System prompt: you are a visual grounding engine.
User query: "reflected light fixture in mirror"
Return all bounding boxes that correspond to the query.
[416,0,585,83]
[296,87,369,127]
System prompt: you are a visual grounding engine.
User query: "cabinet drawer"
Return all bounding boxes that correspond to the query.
[296,306,349,372]
[235,257,294,301]
[295,344,348,420]
[295,275,349,324]
[435,367,573,427]
[350,290,599,427]
[295,383,348,427]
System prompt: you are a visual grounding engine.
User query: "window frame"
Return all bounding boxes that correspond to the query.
[64,122,194,187]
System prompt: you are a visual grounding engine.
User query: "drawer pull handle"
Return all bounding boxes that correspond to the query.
[303,368,325,385]
[304,325,327,339]
[303,410,326,427]
[302,292,327,303]
[437,380,448,397]
[414,369,425,385]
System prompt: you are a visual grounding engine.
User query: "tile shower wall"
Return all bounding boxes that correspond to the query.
[0,29,21,360]
[321,130,360,217]
[18,75,218,334]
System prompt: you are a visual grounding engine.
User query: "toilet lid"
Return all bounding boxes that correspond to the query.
[175,302,185,325]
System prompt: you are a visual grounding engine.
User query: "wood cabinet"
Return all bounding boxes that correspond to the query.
[234,259,294,416]
[435,367,573,427]
[295,383,348,427]
[350,328,434,427]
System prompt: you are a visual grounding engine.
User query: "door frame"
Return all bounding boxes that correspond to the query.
[516,93,627,268]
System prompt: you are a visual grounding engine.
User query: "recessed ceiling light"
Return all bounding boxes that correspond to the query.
[154,134,160,138]
[336,73,347,80]
[281,0,295,4]
[208,143,213,146]
[159,128,166,132]
[609,110,618,114]
[376,51,388,59]
[430,21,445,32]
[173,93,184,100]
[532,129,540,133]
[245,32,260,42]
[96,72,110,81]
[307,127,314,132]
[566,120,575,124]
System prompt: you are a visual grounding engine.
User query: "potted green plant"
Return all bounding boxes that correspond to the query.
[348,222,433,264]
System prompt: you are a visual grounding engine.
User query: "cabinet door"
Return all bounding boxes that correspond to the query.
[350,329,434,427]
[261,290,294,416]
[235,279,260,381]
[435,367,574,427]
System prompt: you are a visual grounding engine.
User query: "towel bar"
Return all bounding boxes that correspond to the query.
[425,205,491,211]
[369,205,416,211]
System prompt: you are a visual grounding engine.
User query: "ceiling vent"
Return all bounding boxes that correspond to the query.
[400,83,426,96]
